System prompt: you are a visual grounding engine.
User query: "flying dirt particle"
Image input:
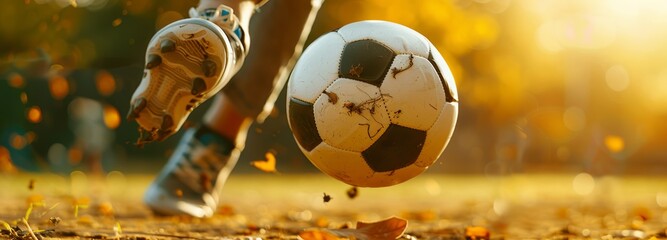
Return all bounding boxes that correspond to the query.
[28,179,35,191]
[175,189,183,198]
[323,193,332,203]
[49,217,61,225]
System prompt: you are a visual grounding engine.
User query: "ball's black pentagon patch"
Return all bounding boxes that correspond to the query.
[428,50,457,102]
[288,97,323,151]
[362,124,426,172]
[339,40,395,87]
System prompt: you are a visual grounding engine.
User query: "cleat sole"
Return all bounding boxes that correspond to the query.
[129,18,238,143]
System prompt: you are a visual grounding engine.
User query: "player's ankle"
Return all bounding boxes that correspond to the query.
[193,124,236,152]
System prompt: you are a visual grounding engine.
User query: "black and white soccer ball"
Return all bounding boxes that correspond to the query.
[287,20,459,187]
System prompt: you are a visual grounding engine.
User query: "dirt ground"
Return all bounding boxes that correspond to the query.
[1,173,666,239]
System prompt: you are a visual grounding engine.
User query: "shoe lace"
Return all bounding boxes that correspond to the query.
[188,5,243,40]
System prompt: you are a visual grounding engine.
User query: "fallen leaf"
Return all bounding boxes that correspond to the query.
[327,217,408,240]
[97,202,114,216]
[217,204,235,216]
[314,217,329,228]
[250,152,277,173]
[300,229,343,240]
[465,226,490,240]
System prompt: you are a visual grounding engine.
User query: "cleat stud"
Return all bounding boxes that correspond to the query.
[127,98,147,120]
[161,115,174,131]
[157,129,173,141]
[135,98,147,112]
[142,131,155,142]
[146,54,162,69]
[126,111,137,121]
[191,77,207,95]
[202,59,217,77]
[160,39,176,53]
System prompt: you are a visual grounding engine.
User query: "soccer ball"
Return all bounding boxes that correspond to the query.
[286,20,459,187]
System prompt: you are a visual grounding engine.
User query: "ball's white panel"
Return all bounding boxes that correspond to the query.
[337,21,430,57]
[287,32,345,103]
[415,102,458,168]
[429,42,459,101]
[306,142,375,187]
[381,54,445,131]
[307,143,427,188]
[360,162,426,187]
[313,79,390,152]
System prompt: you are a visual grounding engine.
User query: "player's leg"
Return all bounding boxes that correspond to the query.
[143,0,324,217]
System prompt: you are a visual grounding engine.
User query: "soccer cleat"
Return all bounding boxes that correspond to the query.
[143,126,240,217]
[128,5,247,142]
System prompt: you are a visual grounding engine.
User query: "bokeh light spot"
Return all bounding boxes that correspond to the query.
[27,106,43,123]
[49,75,70,100]
[606,65,630,92]
[10,134,27,150]
[604,135,625,153]
[68,146,83,165]
[25,131,36,143]
[424,178,441,196]
[657,192,667,208]
[0,146,17,172]
[112,18,122,27]
[103,105,121,129]
[8,72,25,88]
[48,143,67,165]
[572,172,595,195]
[20,92,28,104]
[96,70,116,96]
